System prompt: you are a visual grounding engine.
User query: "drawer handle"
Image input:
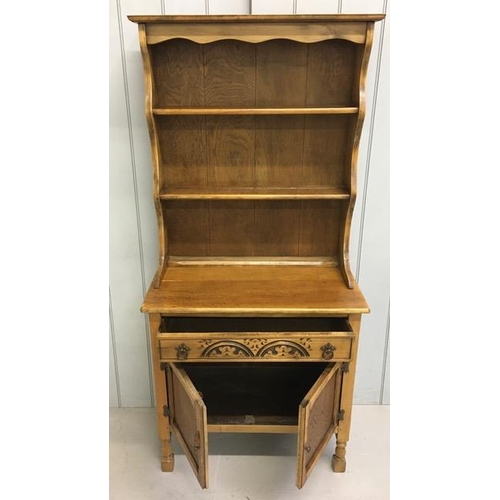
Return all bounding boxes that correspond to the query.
[320,343,336,360]
[175,343,190,360]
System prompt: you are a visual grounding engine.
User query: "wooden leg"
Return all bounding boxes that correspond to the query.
[332,437,347,472]
[331,313,362,473]
[161,434,175,472]
[148,313,175,472]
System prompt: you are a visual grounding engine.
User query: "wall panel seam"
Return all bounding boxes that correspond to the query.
[338,0,342,14]
[379,300,390,404]
[109,288,122,407]
[161,0,165,15]
[115,0,154,406]
[354,0,388,282]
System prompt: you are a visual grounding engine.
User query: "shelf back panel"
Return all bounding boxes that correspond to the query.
[151,39,362,109]
[163,199,341,258]
[157,115,354,190]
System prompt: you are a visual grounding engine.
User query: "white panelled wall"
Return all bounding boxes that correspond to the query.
[109,0,389,407]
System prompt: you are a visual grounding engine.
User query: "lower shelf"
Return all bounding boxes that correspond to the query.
[207,415,298,434]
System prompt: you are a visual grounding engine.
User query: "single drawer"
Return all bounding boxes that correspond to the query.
[157,317,354,362]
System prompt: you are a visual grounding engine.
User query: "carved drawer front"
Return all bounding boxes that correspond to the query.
[157,317,353,362]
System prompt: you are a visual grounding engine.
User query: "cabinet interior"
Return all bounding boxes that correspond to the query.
[179,362,329,426]
[161,316,352,333]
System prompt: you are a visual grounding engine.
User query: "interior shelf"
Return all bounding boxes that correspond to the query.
[153,106,358,116]
[153,107,359,116]
[159,186,350,200]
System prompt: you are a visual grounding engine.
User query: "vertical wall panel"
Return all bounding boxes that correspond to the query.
[342,0,385,280]
[109,0,161,407]
[382,334,390,404]
[163,0,207,14]
[343,0,389,403]
[251,0,294,14]
[210,0,250,14]
[109,323,119,408]
[296,0,339,14]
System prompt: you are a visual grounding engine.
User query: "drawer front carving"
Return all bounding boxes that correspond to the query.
[158,334,352,362]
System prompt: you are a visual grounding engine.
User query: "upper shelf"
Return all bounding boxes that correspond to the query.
[153,107,358,116]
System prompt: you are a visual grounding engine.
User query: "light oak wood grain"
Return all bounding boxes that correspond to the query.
[141,265,369,315]
[131,14,384,489]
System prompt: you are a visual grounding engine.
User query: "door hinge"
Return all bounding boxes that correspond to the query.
[341,362,349,373]
[337,409,345,423]
[163,405,171,418]
[160,362,168,371]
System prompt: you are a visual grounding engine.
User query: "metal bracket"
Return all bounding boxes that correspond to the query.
[337,409,345,422]
[341,362,349,373]
[163,405,171,418]
[160,362,168,371]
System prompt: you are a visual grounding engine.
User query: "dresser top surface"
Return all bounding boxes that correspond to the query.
[142,265,369,316]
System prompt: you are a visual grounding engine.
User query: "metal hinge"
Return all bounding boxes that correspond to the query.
[160,362,168,371]
[341,362,349,373]
[163,405,171,418]
[337,409,345,422]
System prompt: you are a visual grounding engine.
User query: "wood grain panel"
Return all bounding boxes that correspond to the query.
[204,41,256,106]
[255,116,304,187]
[142,265,369,315]
[151,39,204,107]
[157,116,207,189]
[169,364,208,488]
[209,201,255,255]
[304,370,337,469]
[256,40,307,107]
[164,200,209,256]
[302,115,351,187]
[297,363,340,488]
[306,40,360,106]
[299,200,340,257]
[207,116,255,188]
[254,201,300,255]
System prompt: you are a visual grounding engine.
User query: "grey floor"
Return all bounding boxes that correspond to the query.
[110,405,389,500]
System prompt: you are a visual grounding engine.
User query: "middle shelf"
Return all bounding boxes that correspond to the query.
[153,107,359,116]
[159,186,350,200]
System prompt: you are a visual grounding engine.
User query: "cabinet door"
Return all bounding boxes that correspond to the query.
[167,363,208,488]
[296,363,342,488]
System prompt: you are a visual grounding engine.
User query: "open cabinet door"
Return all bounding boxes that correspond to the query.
[167,363,208,488]
[296,363,342,489]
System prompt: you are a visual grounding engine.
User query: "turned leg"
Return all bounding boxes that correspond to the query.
[332,436,347,472]
[148,313,175,472]
[331,313,361,473]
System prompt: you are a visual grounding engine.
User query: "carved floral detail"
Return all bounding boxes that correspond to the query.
[199,338,311,358]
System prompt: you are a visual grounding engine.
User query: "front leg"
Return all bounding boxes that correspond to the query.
[332,437,346,472]
[331,313,361,473]
[149,313,175,472]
